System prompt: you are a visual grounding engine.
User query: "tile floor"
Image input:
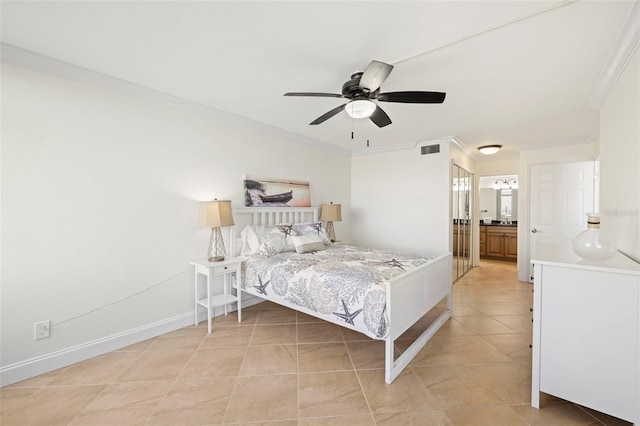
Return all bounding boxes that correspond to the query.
[1,259,632,425]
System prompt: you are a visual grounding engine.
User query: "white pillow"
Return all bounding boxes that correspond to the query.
[293,222,332,246]
[241,224,297,256]
[240,225,259,255]
[292,234,326,254]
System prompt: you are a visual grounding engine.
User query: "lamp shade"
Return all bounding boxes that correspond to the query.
[344,100,376,119]
[204,200,235,228]
[320,203,342,222]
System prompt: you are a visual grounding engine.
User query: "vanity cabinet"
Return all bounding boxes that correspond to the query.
[479,226,487,257]
[531,242,640,425]
[483,226,517,261]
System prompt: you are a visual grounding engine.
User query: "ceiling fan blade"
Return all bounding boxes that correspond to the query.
[369,105,392,128]
[377,91,446,103]
[359,60,394,93]
[284,92,344,98]
[310,103,347,125]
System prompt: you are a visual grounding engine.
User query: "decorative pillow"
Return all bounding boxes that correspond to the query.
[240,225,259,255]
[292,234,326,254]
[253,224,297,256]
[293,222,332,246]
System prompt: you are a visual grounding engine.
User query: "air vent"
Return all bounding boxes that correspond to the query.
[421,144,440,155]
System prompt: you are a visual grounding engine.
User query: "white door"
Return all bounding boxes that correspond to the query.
[528,161,596,281]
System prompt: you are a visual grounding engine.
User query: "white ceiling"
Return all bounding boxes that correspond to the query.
[1,1,635,156]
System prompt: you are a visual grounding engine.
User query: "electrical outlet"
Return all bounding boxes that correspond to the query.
[34,321,51,340]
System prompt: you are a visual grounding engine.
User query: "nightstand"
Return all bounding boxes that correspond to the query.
[190,257,245,333]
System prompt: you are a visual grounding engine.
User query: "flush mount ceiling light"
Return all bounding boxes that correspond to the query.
[477,145,502,155]
[344,99,377,119]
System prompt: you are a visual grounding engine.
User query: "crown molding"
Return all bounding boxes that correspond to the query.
[588,1,640,110]
[449,136,476,157]
[517,135,594,151]
[350,140,416,156]
[0,43,351,156]
[351,136,455,157]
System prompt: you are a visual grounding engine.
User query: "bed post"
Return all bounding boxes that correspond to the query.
[385,337,395,384]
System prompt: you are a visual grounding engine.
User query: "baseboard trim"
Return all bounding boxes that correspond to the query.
[0,294,264,387]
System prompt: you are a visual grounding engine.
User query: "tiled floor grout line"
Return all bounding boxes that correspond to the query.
[220,321,256,425]
[348,339,374,419]
[142,330,210,425]
[576,402,609,426]
[59,342,151,425]
[295,318,300,424]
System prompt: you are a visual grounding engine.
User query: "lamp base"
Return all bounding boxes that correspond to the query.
[326,221,336,243]
[208,227,226,262]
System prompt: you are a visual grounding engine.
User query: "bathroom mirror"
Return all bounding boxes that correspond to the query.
[479,175,518,224]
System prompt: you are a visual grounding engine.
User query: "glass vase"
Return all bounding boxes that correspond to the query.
[572,213,617,260]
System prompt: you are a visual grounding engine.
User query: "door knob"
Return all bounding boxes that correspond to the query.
[531,228,541,233]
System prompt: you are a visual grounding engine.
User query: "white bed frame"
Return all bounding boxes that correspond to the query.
[230,206,452,384]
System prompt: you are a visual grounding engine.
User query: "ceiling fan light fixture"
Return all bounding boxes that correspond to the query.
[345,100,376,119]
[478,145,502,155]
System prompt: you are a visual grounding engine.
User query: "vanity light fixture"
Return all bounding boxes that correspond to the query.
[344,100,376,119]
[493,178,518,190]
[477,145,502,155]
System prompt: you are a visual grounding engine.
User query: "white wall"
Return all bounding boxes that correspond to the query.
[599,47,640,262]
[1,63,351,380]
[475,157,519,177]
[351,140,451,255]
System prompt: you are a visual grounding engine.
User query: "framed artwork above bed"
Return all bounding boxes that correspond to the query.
[244,175,311,207]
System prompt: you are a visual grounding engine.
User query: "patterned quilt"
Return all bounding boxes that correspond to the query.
[242,245,435,339]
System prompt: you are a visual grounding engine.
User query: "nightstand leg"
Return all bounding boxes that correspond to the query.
[223,274,229,316]
[236,270,242,322]
[194,270,198,326]
[207,271,212,334]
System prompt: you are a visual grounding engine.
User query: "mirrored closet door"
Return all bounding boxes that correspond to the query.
[452,164,474,282]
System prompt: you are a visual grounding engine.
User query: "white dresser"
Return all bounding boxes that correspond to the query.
[531,241,640,425]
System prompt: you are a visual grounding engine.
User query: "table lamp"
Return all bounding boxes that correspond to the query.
[320,202,342,242]
[204,199,235,262]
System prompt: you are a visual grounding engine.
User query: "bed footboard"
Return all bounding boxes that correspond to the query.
[384,252,452,384]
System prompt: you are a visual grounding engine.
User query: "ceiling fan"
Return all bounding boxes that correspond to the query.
[284,60,446,128]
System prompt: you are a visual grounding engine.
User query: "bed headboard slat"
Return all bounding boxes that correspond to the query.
[230,206,319,255]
